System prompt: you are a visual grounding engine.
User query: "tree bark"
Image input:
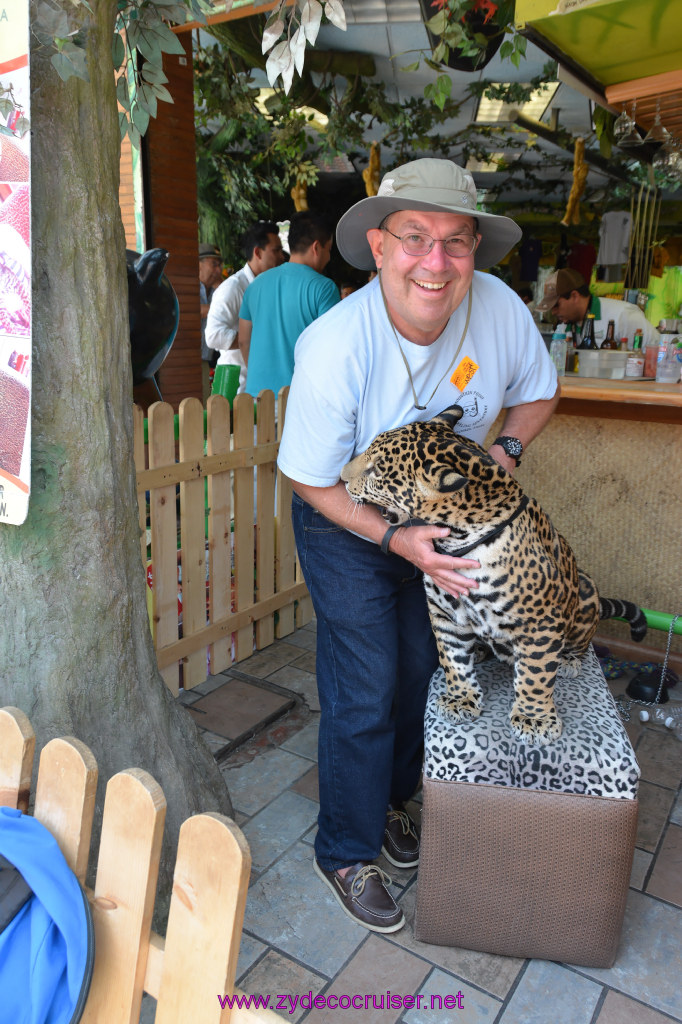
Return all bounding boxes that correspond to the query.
[0,0,232,913]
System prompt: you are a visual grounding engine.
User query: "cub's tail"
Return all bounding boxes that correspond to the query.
[599,598,647,642]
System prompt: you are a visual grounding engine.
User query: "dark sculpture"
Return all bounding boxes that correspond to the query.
[126,248,179,386]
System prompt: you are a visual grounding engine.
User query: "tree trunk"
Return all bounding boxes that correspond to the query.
[0,0,232,912]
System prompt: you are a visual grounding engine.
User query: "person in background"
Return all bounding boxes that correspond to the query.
[517,285,534,306]
[238,210,340,398]
[536,268,659,347]
[205,222,285,394]
[277,157,559,934]
[199,243,224,402]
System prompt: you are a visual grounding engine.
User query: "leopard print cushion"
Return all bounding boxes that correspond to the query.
[424,646,639,799]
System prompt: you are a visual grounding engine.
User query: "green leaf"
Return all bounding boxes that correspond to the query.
[128,121,141,150]
[131,101,150,136]
[425,10,448,35]
[137,82,158,119]
[151,83,173,105]
[499,40,514,59]
[51,46,90,83]
[432,41,448,64]
[400,61,420,72]
[112,31,125,69]
[140,61,169,85]
[437,74,452,97]
[116,76,131,110]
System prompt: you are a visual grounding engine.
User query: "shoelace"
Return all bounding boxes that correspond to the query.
[387,808,418,839]
[349,864,393,896]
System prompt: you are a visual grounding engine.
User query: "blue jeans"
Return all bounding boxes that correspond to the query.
[292,493,438,871]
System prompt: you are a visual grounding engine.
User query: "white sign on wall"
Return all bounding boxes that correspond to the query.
[0,0,31,525]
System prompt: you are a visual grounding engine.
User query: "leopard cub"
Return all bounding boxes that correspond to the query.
[342,405,645,744]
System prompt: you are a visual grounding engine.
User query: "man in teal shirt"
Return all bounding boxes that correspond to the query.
[238,211,340,397]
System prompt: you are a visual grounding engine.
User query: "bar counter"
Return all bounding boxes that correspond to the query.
[556,375,682,423]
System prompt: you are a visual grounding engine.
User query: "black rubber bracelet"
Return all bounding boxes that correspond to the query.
[380,524,401,555]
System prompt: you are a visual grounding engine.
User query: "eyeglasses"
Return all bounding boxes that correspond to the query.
[381,227,478,259]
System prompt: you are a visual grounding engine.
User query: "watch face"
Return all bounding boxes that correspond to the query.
[499,437,523,458]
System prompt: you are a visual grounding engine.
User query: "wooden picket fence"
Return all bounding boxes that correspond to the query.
[0,705,280,1024]
[134,389,312,694]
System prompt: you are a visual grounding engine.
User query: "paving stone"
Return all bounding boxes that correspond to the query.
[636,728,682,790]
[405,968,501,1024]
[389,885,523,1000]
[242,790,319,873]
[239,949,327,1022]
[236,932,268,982]
[578,890,682,1019]
[188,678,293,740]
[243,841,366,977]
[305,933,431,1024]
[281,718,319,760]
[267,665,320,711]
[498,960,601,1024]
[290,764,319,803]
[636,781,676,852]
[630,847,653,891]
[236,643,303,679]
[596,990,677,1024]
[222,746,311,816]
[646,823,682,907]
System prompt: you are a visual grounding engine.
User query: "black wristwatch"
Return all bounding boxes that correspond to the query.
[492,436,523,466]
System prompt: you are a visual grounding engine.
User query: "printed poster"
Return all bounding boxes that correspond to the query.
[0,0,30,524]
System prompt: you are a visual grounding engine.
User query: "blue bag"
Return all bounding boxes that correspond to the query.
[0,806,95,1024]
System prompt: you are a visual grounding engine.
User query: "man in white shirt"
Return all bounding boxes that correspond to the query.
[205,221,285,392]
[278,158,559,934]
[536,268,658,347]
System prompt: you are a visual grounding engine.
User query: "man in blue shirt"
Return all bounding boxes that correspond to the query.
[238,211,340,397]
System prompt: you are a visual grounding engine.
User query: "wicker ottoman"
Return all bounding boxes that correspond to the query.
[415,648,639,968]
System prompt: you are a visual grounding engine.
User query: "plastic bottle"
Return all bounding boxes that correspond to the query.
[549,329,567,377]
[639,703,682,737]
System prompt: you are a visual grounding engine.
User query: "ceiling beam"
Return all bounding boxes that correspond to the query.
[508,110,633,185]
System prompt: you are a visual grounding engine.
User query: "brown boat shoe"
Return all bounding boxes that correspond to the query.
[381,803,420,868]
[313,858,405,933]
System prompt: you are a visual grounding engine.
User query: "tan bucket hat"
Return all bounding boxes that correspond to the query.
[336,158,522,271]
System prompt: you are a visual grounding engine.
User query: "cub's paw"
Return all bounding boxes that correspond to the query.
[560,655,583,678]
[509,710,563,744]
[436,692,482,724]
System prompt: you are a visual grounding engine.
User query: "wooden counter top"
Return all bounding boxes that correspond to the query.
[556,376,682,423]
[559,376,682,408]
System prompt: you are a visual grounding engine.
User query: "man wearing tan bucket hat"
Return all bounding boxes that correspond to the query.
[278,158,560,933]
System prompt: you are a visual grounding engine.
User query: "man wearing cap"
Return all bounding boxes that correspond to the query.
[278,158,560,934]
[536,267,658,347]
[199,243,224,402]
[205,222,285,395]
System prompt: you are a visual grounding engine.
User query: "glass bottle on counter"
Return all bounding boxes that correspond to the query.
[643,331,660,377]
[549,329,567,376]
[625,332,645,377]
[578,313,598,349]
[564,329,576,372]
[601,320,618,349]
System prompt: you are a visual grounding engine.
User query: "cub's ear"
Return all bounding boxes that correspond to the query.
[439,469,469,493]
[433,405,464,430]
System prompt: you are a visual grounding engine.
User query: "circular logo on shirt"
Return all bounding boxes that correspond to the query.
[456,390,489,431]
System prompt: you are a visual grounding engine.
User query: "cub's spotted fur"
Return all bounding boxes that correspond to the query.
[342,405,645,744]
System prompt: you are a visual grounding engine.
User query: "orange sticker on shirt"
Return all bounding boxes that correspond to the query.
[450,356,478,391]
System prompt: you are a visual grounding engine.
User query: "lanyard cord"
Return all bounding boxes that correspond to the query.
[378,272,473,411]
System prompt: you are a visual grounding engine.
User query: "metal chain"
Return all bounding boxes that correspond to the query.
[615,614,680,721]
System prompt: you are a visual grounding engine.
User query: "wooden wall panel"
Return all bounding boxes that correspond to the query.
[119,132,137,251]
[144,37,202,410]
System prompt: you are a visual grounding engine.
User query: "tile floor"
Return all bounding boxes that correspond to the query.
[171,623,682,1023]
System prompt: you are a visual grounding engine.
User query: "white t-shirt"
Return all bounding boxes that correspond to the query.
[559,295,659,349]
[205,263,254,391]
[278,273,558,488]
